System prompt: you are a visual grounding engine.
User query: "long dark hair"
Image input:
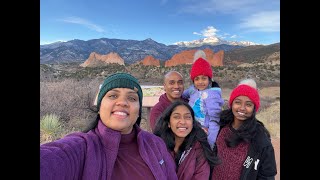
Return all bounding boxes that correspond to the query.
[154,101,219,169]
[219,107,270,147]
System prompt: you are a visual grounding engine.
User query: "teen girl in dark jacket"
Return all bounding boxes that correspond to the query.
[211,79,277,180]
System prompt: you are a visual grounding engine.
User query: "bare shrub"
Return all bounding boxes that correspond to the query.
[40,78,101,127]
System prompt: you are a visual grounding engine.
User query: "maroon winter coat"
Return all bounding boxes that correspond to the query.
[149,94,172,131]
[173,141,210,180]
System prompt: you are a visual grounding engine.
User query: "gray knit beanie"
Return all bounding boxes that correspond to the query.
[97,73,143,112]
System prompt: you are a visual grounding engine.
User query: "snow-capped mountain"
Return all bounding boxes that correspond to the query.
[174,37,259,47]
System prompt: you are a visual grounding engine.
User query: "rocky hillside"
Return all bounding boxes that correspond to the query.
[224,43,280,65]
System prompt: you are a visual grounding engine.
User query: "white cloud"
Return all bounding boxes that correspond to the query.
[193,26,240,40]
[193,26,219,37]
[193,32,202,36]
[239,11,280,32]
[61,17,105,33]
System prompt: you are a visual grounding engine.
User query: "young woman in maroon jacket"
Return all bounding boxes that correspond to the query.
[154,100,219,180]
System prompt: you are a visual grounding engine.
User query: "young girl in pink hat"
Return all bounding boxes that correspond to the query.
[182,50,224,149]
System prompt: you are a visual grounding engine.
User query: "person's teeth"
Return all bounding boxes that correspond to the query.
[114,112,127,115]
[238,112,244,116]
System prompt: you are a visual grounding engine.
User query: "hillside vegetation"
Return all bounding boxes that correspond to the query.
[41,62,279,89]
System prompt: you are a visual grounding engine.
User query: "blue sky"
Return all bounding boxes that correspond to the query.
[40,0,280,45]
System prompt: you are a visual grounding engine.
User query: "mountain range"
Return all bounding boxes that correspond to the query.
[40,38,259,64]
[40,40,280,87]
[174,36,258,47]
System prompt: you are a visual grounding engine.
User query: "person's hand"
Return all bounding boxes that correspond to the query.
[202,127,208,134]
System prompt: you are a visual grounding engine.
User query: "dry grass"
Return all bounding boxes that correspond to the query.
[256,100,280,138]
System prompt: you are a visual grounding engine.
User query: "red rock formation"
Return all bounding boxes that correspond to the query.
[139,55,160,66]
[205,49,224,67]
[165,48,223,67]
[80,52,125,67]
[164,49,194,67]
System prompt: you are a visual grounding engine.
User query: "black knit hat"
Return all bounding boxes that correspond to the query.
[97,73,143,115]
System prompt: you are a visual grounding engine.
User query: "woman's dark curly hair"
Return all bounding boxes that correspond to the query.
[219,106,271,148]
[154,100,219,169]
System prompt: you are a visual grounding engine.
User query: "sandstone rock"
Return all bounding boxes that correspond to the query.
[137,55,160,66]
[80,52,124,67]
[165,48,223,67]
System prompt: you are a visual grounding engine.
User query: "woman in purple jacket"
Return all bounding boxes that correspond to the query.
[154,100,220,180]
[40,73,178,180]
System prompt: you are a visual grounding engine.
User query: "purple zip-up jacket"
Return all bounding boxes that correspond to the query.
[40,120,178,180]
[173,141,210,180]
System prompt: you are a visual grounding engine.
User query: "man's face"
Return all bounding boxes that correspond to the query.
[163,72,184,102]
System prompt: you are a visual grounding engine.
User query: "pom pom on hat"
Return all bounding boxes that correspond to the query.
[238,78,257,89]
[229,79,260,112]
[193,50,207,62]
[96,73,143,112]
[190,50,213,81]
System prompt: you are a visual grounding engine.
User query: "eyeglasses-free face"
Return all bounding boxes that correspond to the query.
[99,88,140,134]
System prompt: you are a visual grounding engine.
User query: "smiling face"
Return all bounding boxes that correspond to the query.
[163,71,184,102]
[193,75,210,90]
[168,105,193,141]
[99,88,140,134]
[231,95,254,128]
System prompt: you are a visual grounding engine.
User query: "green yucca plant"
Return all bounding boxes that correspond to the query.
[40,114,63,144]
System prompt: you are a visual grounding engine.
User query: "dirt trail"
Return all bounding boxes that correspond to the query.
[272,138,280,180]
